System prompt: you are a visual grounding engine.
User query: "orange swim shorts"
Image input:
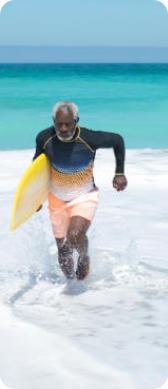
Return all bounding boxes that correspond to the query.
[48,189,99,238]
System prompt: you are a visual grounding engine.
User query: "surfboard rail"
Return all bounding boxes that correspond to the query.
[11,153,50,231]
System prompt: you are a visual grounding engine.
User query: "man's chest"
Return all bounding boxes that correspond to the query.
[45,139,95,173]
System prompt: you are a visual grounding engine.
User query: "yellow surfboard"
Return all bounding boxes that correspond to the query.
[11,153,50,231]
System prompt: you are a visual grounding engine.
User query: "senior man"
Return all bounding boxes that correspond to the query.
[33,101,127,280]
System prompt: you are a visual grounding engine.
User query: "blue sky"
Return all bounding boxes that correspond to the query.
[0,0,168,46]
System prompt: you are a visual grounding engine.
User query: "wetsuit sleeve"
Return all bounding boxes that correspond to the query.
[32,127,55,160]
[85,130,125,174]
[32,133,45,160]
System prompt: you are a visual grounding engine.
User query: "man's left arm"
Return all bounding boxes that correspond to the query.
[111,133,128,191]
[87,130,128,191]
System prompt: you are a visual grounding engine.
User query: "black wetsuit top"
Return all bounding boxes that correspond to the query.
[33,125,125,201]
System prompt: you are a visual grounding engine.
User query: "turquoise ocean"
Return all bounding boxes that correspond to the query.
[1,63,168,389]
[0,63,168,150]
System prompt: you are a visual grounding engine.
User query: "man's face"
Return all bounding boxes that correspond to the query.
[54,109,77,141]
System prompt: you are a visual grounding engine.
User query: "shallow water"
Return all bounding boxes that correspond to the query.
[0,63,168,149]
[0,148,168,389]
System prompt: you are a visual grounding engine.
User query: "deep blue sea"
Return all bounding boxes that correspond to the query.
[0,63,168,150]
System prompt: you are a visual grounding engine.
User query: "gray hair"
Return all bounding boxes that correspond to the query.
[52,101,79,120]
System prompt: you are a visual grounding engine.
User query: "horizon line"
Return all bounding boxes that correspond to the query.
[1,45,168,48]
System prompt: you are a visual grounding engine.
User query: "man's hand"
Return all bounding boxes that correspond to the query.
[36,204,43,212]
[113,175,127,191]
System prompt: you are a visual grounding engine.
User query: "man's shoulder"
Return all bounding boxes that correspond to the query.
[79,126,102,142]
[79,126,124,151]
[80,126,92,132]
[80,126,105,137]
[80,126,94,137]
[36,126,55,143]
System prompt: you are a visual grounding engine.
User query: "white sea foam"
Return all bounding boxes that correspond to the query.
[0,376,11,389]
[156,378,168,389]
[0,149,168,389]
[0,303,136,389]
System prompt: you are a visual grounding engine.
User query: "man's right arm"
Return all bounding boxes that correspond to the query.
[32,131,48,212]
[33,133,44,160]
[32,127,54,160]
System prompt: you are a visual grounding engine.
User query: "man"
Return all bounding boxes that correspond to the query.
[33,101,127,281]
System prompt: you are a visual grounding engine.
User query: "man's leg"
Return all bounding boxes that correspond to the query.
[49,190,99,280]
[67,216,91,280]
[56,216,90,280]
[56,237,75,279]
[48,192,74,279]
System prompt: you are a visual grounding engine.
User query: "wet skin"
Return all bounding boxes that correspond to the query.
[113,175,127,191]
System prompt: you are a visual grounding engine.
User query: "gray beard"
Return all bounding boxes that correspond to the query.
[56,128,76,142]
